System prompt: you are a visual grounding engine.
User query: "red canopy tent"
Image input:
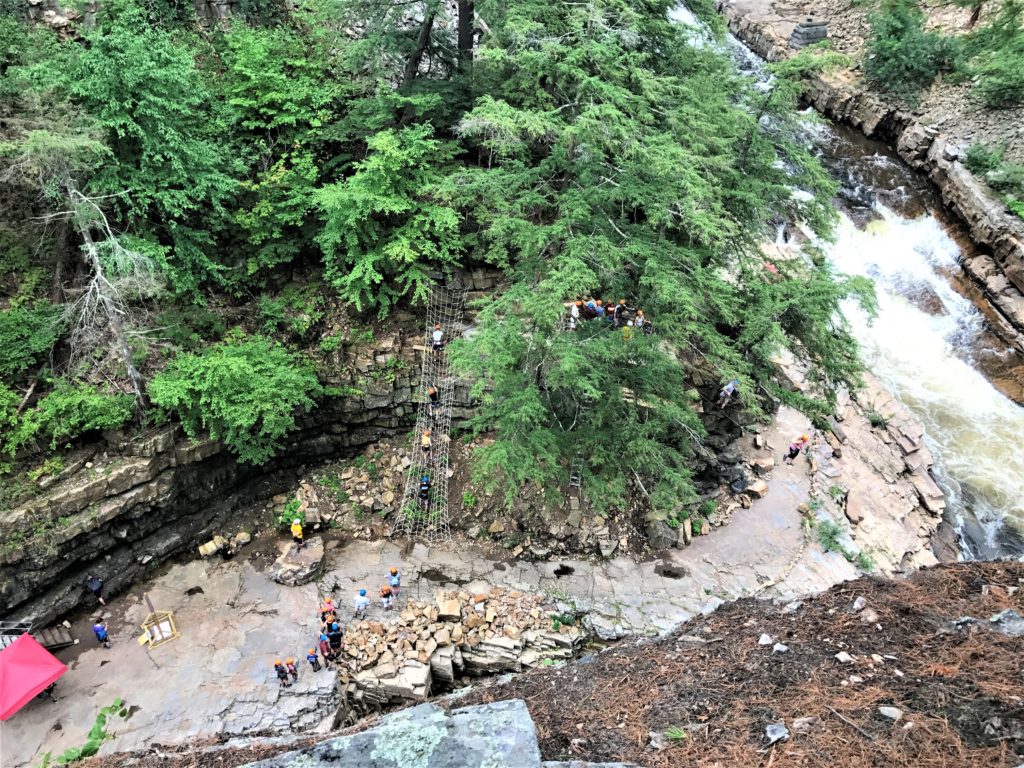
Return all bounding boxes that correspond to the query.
[0,633,67,721]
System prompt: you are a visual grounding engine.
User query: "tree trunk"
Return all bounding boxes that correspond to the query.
[402,9,436,88]
[457,0,474,70]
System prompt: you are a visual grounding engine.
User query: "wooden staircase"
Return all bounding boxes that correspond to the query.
[0,621,75,651]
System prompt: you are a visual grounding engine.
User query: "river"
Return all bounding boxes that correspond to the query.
[670,3,1024,559]
[815,125,1024,559]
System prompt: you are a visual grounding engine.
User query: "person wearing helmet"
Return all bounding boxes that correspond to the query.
[613,299,631,328]
[327,623,344,654]
[290,517,304,549]
[274,659,291,688]
[717,379,740,409]
[387,567,401,596]
[354,588,370,619]
[379,584,393,610]
[418,474,431,512]
[306,647,321,672]
[432,323,445,355]
[320,595,335,623]
[421,429,432,463]
[784,434,811,465]
[285,658,299,682]
[568,300,581,330]
[318,633,333,666]
[634,309,646,332]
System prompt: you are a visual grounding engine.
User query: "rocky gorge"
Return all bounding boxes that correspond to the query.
[719,0,1024,355]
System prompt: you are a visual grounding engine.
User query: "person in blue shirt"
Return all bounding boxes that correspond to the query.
[92,618,111,648]
[306,648,322,672]
[387,567,401,596]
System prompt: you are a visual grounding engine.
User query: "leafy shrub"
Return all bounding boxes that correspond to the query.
[964,142,1024,219]
[0,303,64,379]
[258,284,325,340]
[864,0,955,105]
[156,305,227,350]
[37,698,128,766]
[148,336,322,463]
[961,0,1024,107]
[817,520,844,552]
[276,497,303,528]
[6,382,134,453]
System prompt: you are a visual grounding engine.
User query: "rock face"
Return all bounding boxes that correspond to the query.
[0,321,478,627]
[269,537,325,586]
[721,2,1024,353]
[244,699,636,768]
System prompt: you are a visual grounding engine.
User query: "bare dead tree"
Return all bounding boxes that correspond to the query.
[1,127,161,408]
[58,184,160,404]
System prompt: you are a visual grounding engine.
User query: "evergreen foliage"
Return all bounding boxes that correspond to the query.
[863,0,954,105]
[317,125,462,316]
[0,0,874,504]
[148,336,322,463]
[961,0,1024,107]
[4,382,134,454]
[445,0,870,512]
[0,303,63,379]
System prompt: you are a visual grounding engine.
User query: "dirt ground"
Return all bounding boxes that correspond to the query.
[455,561,1024,768]
[76,561,1024,768]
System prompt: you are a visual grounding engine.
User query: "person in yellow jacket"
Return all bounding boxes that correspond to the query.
[290,518,304,549]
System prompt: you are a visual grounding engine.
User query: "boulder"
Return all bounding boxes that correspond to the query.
[268,536,325,586]
[844,493,865,525]
[244,700,543,768]
[745,479,769,499]
[645,519,678,550]
[437,597,462,622]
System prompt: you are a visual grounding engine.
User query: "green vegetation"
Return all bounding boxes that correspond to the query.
[0,0,873,511]
[664,726,690,741]
[148,337,322,463]
[462,491,477,509]
[864,0,954,105]
[866,410,890,429]
[862,0,1024,108]
[36,699,128,766]
[964,142,1024,218]
[276,497,304,528]
[0,303,64,379]
[5,382,134,455]
[817,520,874,571]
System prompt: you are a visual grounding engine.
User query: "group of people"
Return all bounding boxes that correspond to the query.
[271,568,404,687]
[567,298,652,335]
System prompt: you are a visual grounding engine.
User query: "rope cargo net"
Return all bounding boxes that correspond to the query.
[395,284,467,543]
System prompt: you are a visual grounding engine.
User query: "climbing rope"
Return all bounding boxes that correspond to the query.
[394,284,467,542]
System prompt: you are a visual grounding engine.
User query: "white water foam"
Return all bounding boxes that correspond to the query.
[827,207,1024,554]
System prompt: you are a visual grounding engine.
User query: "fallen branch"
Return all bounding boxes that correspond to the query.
[826,706,875,742]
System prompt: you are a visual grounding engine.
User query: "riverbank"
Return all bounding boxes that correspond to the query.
[718,0,1024,355]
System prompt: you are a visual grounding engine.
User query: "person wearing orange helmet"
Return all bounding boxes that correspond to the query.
[319,595,335,623]
[306,647,322,672]
[379,584,393,610]
[285,657,299,682]
[273,659,290,688]
[568,300,581,330]
[387,566,401,596]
